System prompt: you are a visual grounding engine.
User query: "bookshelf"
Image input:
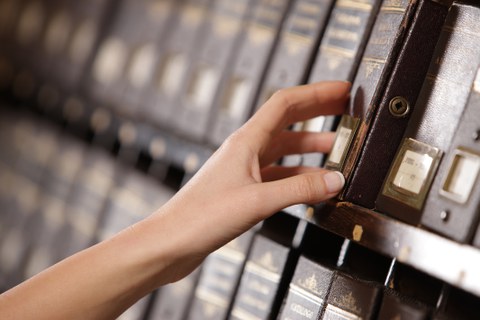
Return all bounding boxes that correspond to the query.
[1,0,480,319]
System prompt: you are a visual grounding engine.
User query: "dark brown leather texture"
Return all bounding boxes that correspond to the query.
[343,0,450,208]
[376,2,480,225]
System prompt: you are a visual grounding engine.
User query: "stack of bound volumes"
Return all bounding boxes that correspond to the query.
[1,0,480,319]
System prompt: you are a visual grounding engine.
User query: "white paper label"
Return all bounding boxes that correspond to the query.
[328,126,352,164]
[443,152,480,203]
[393,150,433,194]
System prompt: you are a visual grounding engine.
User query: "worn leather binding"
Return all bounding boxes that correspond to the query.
[185,231,255,320]
[301,0,382,168]
[377,2,480,225]
[422,69,480,243]
[278,256,334,320]
[255,0,335,108]
[140,0,212,129]
[325,0,451,208]
[206,0,292,147]
[173,0,255,142]
[323,272,382,319]
[86,0,175,120]
[230,234,291,320]
[377,289,431,320]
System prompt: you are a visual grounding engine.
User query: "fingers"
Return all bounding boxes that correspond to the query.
[261,166,323,182]
[242,81,351,151]
[260,131,335,167]
[252,170,345,218]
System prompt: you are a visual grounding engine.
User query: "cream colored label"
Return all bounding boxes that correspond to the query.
[44,11,70,54]
[69,20,96,64]
[324,304,361,320]
[302,116,325,132]
[393,150,433,194]
[223,78,251,118]
[157,53,186,95]
[187,66,219,109]
[442,151,480,203]
[17,1,44,44]
[128,44,156,88]
[93,37,128,85]
[329,126,352,164]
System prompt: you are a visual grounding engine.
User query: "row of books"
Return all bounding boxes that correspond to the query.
[2,0,480,248]
[0,108,478,319]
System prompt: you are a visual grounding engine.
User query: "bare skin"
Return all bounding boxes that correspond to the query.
[0,81,350,319]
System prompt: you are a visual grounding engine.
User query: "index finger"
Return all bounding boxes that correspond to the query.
[243,81,351,151]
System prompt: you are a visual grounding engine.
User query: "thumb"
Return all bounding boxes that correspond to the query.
[254,170,345,217]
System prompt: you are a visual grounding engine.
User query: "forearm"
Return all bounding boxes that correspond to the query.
[0,214,176,320]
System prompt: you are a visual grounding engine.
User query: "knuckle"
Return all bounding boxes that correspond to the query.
[294,175,320,203]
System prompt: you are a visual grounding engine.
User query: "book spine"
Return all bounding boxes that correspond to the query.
[230,234,291,320]
[376,3,480,225]
[185,231,255,320]
[148,269,201,320]
[87,0,173,119]
[207,0,291,147]
[300,0,382,169]
[324,0,418,174]
[277,256,334,320]
[255,0,335,107]
[341,0,450,208]
[141,0,212,130]
[421,65,480,243]
[174,0,255,141]
[322,272,382,319]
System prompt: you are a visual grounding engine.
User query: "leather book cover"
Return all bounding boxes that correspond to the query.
[206,0,291,147]
[185,231,255,320]
[255,0,335,107]
[148,269,201,320]
[324,0,451,207]
[174,0,255,142]
[278,256,334,320]
[422,66,480,243]
[377,289,431,320]
[95,169,174,243]
[22,136,85,280]
[230,234,291,320]
[376,2,480,225]
[60,148,117,258]
[322,272,382,320]
[141,0,212,130]
[87,0,175,120]
[292,0,383,170]
[43,0,112,93]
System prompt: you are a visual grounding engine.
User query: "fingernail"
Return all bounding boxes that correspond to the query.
[323,171,345,194]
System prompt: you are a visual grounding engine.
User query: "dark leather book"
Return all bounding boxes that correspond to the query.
[377,289,431,320]
[148,269,201,320]
[173,0,256,142]
[207,0,292,147]
[376,2,480,225]
[255,0,335,107]
[0,114,59,289]
[87,0,174,120]
[95,169,174,243]
[185,230,255,320]
[23,136,86,280]
[300,0,382,168]
[432,285,479,320]
[322,272,382,320]
[41,0,112,94]
[324,0,451,208]
[229,213,301,320]
[277,256,334,320]
[420,66,480,243]
[141,0,212,130]
[60,148,117,258]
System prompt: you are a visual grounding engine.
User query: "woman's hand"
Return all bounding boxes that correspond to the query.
[0,81,350,320]
[148,81,350,283]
